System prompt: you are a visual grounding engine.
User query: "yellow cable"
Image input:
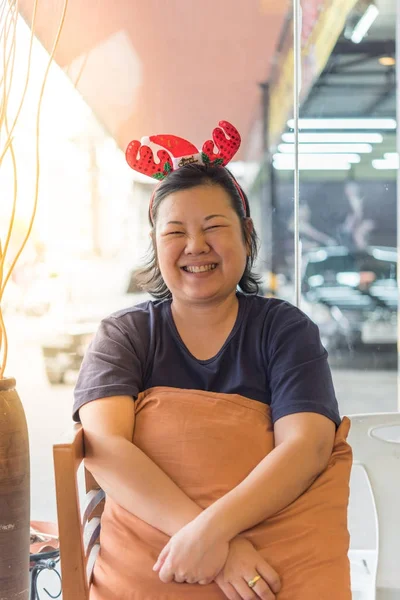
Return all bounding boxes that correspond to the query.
[0,0,17,377]
[0,0,69,377]
[2,1,18,110]
[0,0,38,165]
[0,242,7,378]
[0,310,8,381]
[0,0,18,130]
[0,0,17,91]
[0,0,11,47]
[72,51,89,89]
[1,0,70,298]
[1,2,18,269]
[0,2,15,126]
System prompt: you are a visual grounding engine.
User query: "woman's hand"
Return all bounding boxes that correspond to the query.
[215,538,281,600]
[153,519,229,584]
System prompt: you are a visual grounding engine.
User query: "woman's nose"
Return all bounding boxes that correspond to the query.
[184,233,210,254]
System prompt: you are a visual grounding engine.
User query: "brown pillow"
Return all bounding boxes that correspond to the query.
[90,387,352,600]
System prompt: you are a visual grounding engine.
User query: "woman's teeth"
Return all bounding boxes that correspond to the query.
[183,264,217,273]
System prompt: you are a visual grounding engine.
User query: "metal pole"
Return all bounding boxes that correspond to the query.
[293,0,301,307]
[260,81,278,295]
[259,82,270,274]
[397,0,400,411]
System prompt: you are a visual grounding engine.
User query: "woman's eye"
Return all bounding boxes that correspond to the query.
[205,225,222,231]
[166,231,184,236]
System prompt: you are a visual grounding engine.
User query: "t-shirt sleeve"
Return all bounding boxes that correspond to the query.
[72,315,144,422]
[266,302,341,427]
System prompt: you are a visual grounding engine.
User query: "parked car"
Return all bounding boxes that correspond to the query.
[41,267,149,385]
[301,246,397,358]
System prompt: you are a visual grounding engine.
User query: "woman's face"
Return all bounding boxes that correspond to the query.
[154,184,250,305]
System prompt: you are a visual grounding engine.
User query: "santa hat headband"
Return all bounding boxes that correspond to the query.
[125,120,247,222]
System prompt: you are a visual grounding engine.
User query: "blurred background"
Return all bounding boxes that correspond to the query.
[0,0,398,596]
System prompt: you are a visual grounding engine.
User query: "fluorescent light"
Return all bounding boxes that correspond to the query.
[351,5,379,44]
[273,162,351,171]
[282,132,383,143]
[287,118,396,130]
[273,153,360,164]
[278,143,373,154]
[273,154,355,170]
[371,152,399,170]
[372,159,398,170]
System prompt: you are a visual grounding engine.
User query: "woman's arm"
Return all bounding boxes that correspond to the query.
[153,412,333,584]
[80,396,202,536]
[82,395,281,593]
[196,412,335,541]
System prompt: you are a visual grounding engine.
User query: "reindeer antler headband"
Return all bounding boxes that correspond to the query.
[125,120,246,222]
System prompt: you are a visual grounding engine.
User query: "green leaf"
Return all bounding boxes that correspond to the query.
[164,161,172,173]
[152,172,165,180]
[201,152,210,164]
[212,158,224,166]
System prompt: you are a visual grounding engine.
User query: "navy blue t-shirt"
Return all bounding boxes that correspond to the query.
[73,293,341,427]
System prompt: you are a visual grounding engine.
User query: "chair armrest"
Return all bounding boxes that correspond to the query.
[54,424,84,462]
[53,423,88,600]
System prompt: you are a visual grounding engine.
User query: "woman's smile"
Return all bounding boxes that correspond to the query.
[181,263,218,274]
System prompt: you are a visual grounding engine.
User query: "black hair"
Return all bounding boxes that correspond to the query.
[137,163,260,299]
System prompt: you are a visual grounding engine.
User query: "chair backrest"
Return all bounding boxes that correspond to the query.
[347,412,400,600]
[53,424,105,600]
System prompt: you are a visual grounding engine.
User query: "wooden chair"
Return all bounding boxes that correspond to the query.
[53,424,105,600]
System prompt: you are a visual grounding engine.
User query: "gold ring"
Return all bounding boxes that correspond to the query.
[248,575,261,588]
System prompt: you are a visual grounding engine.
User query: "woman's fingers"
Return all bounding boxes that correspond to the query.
[153,543,170,573]
[173,573,187,584]
[158,557,175,583]
[231,572,277,600]
[215,576,242,600]
[246,576,276,600]
[232,578,258,600]
[256,561,281,595]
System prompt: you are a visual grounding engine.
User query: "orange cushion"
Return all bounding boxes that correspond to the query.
[90,387,352,599]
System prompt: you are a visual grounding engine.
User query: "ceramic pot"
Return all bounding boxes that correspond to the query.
[0,377,30,599]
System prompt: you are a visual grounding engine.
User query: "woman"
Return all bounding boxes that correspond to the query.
[73,122,351,600]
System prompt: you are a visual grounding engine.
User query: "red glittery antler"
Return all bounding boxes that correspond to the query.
[201,121,241,166]
[125,140,173,180]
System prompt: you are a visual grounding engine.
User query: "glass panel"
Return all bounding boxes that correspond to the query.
[290,0,398,597]
[294,0,398,410]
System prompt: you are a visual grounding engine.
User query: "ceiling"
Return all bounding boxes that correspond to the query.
[18,0,289,160]
[301,0,396,119]
[281,0,397,180]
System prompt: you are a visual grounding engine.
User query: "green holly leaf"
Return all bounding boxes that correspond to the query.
[152,172,165,180]
[164,161,172,173]
[201,152,210,164]
[212,158,224,166]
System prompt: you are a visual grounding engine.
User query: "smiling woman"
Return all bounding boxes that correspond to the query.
[73,122,351,600]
